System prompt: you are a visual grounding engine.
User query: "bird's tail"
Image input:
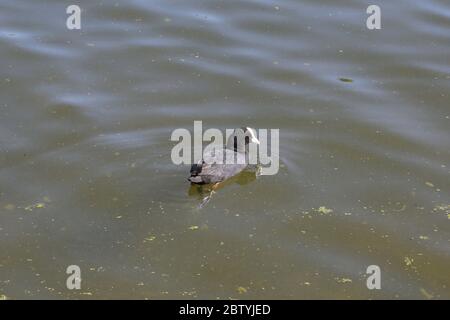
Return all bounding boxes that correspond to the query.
[188,176,203,184]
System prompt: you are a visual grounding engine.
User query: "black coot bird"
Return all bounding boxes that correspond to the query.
[188,127,260,185]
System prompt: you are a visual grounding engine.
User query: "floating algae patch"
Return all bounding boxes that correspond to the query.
[420,288,434,299]
[404,256,414,267]
[434,204,450,213]
[187,224,208,231]
[433,204,450,219]
[24,202,46,211]
[237,286,248,294]
[335,277,352,284]
[339,77,354,83]
[316,206,333,215]
[143,235,156,242]
[301,206,334,217]
[20,197,52,212]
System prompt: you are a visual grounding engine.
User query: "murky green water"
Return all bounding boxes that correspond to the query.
[1,0,449,299]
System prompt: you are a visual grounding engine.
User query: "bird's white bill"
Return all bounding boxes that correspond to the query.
[245,127,260,145]
[252,137,260,144]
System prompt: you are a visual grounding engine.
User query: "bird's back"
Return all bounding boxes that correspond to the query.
[188,148,247,184]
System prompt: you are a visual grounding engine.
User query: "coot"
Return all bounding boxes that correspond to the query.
[188,127,260,184]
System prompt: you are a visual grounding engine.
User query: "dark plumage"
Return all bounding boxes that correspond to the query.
[188,127,260,185]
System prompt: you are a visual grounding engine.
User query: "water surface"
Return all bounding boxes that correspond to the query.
[0,0,449,299]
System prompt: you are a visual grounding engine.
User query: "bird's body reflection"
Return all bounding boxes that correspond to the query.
[188,169,258,208]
